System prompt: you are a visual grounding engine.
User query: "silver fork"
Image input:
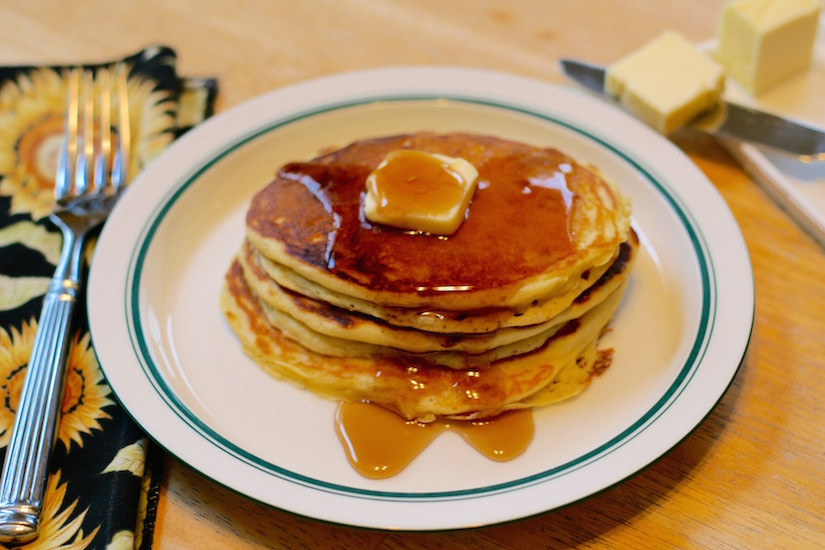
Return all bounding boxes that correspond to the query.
[0,64,131,544]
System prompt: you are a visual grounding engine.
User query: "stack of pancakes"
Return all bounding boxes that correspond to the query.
[221,132,637,422]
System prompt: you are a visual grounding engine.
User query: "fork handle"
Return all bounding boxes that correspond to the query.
[0,274,80,543]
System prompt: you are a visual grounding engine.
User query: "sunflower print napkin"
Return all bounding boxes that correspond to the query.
[0,46,216,549]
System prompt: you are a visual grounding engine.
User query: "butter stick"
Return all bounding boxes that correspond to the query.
[715,0,821,94]
[605,31,726,134]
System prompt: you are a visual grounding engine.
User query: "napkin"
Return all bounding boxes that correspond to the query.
[0,46,217,549]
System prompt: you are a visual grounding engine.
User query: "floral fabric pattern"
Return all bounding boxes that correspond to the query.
[0,47,216,549]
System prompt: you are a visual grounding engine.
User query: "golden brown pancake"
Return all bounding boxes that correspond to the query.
[222,259,625,421]
[237,234,637,365]
[251,246,618,334]
[246,132,631,310]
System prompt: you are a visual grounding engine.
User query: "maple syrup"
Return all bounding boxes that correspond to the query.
[335,401,534,479]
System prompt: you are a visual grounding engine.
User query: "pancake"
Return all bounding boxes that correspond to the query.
[238,233,637,361]
[252,247,618,334]
[246,132,631,310]
[223,131,635,422]
[222,259,625,421]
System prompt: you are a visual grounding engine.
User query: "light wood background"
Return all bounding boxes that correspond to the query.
[4,1,824,547]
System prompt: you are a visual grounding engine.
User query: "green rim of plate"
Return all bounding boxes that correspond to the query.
[124,95,715,502]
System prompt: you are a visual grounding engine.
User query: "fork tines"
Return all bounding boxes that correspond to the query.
[55,63,131,202]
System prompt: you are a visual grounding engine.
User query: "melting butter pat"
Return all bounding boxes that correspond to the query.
[364,150,478,235]
[715,0,821,94]
[605,31,726,134]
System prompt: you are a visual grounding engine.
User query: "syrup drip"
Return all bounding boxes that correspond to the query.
[335,401,534,479]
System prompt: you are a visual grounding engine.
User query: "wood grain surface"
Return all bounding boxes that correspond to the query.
[4,1,824,547]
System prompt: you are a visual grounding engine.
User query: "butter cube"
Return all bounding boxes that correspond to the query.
[605,31,726,134]
[364,150,478,235]
[715,0,821,94]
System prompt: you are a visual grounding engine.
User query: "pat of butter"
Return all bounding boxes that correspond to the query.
[364,150,478,235]
[605,31,726,134]
[715,0,821,94]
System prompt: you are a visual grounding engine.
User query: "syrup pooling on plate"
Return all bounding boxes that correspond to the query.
[335,401,534,479]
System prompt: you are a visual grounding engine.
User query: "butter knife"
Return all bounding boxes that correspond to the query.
[559,58,825,161]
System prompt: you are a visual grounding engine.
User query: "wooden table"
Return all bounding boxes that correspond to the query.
[5,1,824,547]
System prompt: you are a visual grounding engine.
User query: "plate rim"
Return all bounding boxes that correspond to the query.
[89,66,754,528]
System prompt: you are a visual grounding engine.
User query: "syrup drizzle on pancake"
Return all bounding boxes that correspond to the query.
[247,134,587,298]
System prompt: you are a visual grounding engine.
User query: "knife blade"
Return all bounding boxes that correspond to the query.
[559,58,825,161]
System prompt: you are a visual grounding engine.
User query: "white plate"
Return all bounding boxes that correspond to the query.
[87,67,754,531]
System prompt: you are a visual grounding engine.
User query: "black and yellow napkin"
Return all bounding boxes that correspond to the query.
[0,46,217,549]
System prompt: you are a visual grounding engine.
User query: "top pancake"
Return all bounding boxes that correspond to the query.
[247,132,632,310]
